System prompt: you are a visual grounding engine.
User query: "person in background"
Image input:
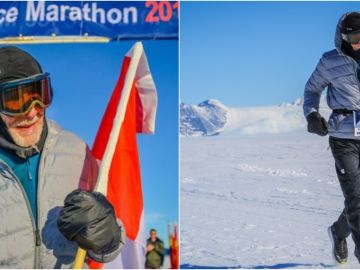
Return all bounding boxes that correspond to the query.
[145,228,165,268]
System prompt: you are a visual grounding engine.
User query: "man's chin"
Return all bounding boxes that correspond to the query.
[9,120,43,147]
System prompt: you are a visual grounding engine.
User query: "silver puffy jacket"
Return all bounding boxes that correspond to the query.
[0,120,98,268]
[303,12,360,139]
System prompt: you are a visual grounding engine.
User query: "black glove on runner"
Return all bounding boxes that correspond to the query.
[57,189,125,263]
[306,111,328,136]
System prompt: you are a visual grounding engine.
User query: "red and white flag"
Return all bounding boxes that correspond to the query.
[89,42,157,269]
[169,224,179,269]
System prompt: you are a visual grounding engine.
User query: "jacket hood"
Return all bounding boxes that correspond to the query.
[335,12,360,51]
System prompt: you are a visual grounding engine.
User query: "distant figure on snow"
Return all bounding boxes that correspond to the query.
[145,228,165,269]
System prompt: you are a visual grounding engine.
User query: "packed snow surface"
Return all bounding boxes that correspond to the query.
[180,99,359,268]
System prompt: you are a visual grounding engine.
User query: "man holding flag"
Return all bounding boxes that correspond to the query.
[0,46,125,268]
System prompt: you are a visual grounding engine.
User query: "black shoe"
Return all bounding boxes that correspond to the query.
[328,225,348,264]
[355,247,360,263]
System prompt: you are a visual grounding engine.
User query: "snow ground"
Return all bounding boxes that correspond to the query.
[180,132,359,269]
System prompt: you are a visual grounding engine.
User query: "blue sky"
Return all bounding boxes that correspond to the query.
[181,1,359,107]
[16,40,178,246]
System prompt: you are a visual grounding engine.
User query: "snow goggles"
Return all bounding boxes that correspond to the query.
[0,73,53,116]
[343,31,360,44]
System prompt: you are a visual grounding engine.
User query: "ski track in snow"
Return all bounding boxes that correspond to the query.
[180,132,359,269]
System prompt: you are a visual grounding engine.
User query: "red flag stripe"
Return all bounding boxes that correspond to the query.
[107,80,143,240]
[92,56,131,161]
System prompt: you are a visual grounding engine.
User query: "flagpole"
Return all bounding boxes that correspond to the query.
[72,42,144,269]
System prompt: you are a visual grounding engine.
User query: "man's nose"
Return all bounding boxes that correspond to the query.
[25,103,42,118]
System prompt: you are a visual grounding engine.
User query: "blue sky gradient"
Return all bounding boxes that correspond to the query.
[16,40,178,246]
[181,2,359,107]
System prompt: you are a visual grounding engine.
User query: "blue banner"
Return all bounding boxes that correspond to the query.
[0,1,179,41]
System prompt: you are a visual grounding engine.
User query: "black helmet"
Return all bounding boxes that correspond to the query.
[0,46,43,84]
[341,12,360,34]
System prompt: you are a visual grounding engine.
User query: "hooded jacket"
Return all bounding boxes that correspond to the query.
[0,119,98,268]
[303,12,360,139]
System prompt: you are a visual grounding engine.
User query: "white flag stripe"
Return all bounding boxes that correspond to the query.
[94,42,143,196]
[135,51,157,134]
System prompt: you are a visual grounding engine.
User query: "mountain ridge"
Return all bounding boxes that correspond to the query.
[180,97,331,137]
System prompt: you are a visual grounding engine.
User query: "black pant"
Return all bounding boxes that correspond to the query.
[329,136,360,256]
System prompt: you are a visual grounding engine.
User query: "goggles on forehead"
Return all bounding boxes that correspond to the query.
[0,73,53,116]
[342,31,360,45]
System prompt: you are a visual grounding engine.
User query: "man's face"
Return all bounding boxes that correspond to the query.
[0,105,45,147]
[352,43,360,51]
[348,32,360,50]
[150,230,157,241]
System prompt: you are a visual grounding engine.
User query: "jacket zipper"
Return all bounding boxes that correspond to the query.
[35,154,43,269]
[9,167,39,268]
[36,132,50,269]
[25,156,42,268]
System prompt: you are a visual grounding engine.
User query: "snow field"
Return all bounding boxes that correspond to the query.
[180,133,359,268]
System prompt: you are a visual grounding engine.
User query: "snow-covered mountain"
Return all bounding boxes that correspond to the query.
[180,99,228,136]
[180,97,331,137]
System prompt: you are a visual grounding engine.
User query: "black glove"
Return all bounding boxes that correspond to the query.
[306,111,328,136]
[57,189,125,263]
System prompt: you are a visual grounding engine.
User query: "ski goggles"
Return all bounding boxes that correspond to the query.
[0,73,53,116]
[342,31,360,44]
